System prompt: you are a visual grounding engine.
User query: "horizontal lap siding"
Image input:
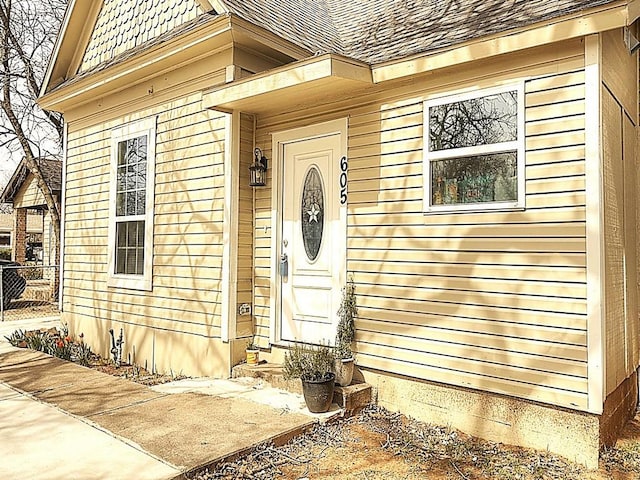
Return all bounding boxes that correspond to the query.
[236,113,255,338]
[14,175,46,209]
[348,68,588,409]
[64,94,226,338]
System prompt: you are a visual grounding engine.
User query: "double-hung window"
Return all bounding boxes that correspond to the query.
[423,84,525,212]
[108,117,156,290]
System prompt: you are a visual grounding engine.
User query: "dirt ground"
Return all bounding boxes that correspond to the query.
[189,406,640,480]
[89,357,188,385]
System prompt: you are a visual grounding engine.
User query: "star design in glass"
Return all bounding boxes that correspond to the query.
[307,203,320,223]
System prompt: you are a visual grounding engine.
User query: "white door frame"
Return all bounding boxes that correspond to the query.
[269,118,348,346]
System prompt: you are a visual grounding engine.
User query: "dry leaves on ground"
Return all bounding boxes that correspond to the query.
[190,405,640,480]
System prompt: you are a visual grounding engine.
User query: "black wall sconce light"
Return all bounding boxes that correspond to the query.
[250,147,268,187]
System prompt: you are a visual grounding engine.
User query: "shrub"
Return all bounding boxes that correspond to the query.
[283,342,334,382]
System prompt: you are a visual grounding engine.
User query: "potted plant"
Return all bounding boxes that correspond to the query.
[334,276,357,386]
[245,337,259,366]
[283,342,335,413]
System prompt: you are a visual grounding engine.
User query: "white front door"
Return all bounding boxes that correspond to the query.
[279,132,346,344]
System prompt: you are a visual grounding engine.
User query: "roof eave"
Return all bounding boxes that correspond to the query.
[40,0,88,98]
[0,159,28,203]
[202,54,373,115]
[628,0,640,22]
[38,13,312,114]
[38,15,235,113]
[372,2,632,83]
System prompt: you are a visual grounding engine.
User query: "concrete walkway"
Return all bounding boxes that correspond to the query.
[0,318,334,480]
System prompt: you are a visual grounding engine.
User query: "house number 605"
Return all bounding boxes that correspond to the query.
[339,156,348,205]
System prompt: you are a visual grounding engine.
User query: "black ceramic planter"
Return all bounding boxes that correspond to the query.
[301,373,335,413]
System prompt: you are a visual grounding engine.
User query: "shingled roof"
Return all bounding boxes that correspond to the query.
[43,0,624,99]
[219,0,618,64]
[0,158,62,205]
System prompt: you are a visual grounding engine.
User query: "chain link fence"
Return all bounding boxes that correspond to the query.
[0,264,60,321]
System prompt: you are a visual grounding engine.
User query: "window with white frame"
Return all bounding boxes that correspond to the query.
[423,84,525,212]
[108,117,156,290]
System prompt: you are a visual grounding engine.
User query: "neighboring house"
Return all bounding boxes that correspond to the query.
[0,210,44,253]
[39,0,640,467]
[0,158,62,266]
[0,212,12,249]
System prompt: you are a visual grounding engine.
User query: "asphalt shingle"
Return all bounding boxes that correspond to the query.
[220,0,618,64]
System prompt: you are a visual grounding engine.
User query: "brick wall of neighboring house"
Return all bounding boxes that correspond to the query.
[13,208,26,263]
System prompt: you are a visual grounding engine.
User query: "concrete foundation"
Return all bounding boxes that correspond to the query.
[362,368,639,469]
[600,371,638,447]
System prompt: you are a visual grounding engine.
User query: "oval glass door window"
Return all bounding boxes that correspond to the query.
[301,166,324,261]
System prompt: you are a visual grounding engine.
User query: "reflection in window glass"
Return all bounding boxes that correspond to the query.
[116,136,146,217]
[429,91,517,151]
[431,153,517,205]
[114,134,147,275]
[425,87,522,210]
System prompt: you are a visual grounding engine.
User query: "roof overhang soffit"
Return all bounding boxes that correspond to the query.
[202,54,374,115]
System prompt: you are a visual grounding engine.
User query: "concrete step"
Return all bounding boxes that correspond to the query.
[232,362,372,416]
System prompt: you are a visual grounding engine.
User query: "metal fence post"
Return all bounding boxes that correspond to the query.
[1,265,4,322]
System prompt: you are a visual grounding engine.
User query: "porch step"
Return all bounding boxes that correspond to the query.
[232,362,372,416]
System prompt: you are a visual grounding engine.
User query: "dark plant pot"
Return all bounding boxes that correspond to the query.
[301,373,335,413]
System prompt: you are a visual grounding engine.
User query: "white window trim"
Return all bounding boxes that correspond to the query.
[423,83,525,214]
[107,117,156,291]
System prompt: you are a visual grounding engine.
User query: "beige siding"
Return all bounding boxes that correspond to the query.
[64,93,228,365]
[236,113,254,338]
[601,27,639,395]
[253,44,590,409]
[13,174,45,209]
[43,212,54,267]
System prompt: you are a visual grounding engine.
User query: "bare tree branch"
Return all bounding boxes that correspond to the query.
[0,0,66,264]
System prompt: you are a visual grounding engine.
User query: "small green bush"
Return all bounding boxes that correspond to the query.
[283,342,334,382]
[0,247,10,260]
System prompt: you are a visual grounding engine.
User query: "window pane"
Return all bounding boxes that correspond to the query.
[115,134,147,218]
[116,192,126,216]
[115,220,145,275]
[126,191,137,215]
[136,161,147,189]
[117,165,127,191]
[135,190,146,215]
[116,247,126,273]
[429,91,517,151]
[126,164,137,190]
[126,249,137,275]
[117,142,127,166]
[300,166,324,262]
[431,152,517,206]
[136,247,144,274]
